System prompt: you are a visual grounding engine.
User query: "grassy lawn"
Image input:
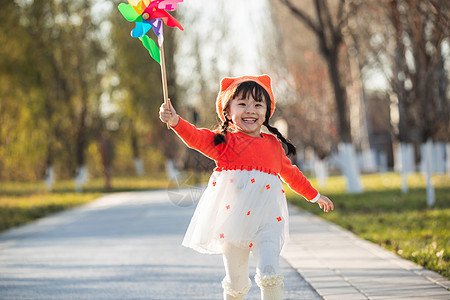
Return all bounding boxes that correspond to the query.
[0,175,174,232]
[286,173,450,279]
[0,193,100,232]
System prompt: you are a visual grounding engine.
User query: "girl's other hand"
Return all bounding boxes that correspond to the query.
[159,98,179,126]
[317,195,334,213]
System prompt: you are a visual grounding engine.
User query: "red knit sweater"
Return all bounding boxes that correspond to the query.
[171,117,319,201]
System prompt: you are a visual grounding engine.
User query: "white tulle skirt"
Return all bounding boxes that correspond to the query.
[182,169,290,254]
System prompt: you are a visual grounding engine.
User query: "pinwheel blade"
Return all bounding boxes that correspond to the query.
[118,3,143,22]
[139,35,161,64]
[131,22,153,38]
[144,9,183,31]
[149,19,164,46]
[158,0,184,11]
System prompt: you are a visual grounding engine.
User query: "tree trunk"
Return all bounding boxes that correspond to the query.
[280,0,353,143]
[326,50,352,143]
[389,0,411,143]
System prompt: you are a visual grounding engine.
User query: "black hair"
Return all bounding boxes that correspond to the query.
[213,81,297,156]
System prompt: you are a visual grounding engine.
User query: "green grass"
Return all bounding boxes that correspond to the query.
[0,174,174,196]
[0,174,175,232]
[0,193,100,232]
[286,173,450,279]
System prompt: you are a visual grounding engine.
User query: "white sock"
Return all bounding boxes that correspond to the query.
[255,273,284,300]
[222,278,252,299]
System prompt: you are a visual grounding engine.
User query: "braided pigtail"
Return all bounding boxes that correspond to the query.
[263,120,297,156]
[214,118,231,146]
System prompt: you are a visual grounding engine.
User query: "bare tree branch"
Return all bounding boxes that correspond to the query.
[279,0,321,34]
[337,0,345,24]
[279,0,357,143]
[320,0,336,38]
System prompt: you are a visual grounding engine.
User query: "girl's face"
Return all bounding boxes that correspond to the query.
[226,92,267,137]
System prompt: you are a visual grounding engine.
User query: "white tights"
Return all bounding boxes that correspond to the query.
[221,242,284,299]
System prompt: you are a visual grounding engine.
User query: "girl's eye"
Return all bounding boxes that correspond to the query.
[238,103,246,106]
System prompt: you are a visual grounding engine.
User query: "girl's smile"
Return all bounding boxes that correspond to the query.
[227,94,267,137]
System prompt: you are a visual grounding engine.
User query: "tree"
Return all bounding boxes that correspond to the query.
[275,0,364,192]
[279,0,358,143]
[0,0,108,184]
[283,51,337,159]
[23,0,106,183]
[389,0,449,143]
[0,0,61,181]
[356,0,449,145]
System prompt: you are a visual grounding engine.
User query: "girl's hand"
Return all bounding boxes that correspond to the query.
[159,98,179,126]
[317,195,334,213]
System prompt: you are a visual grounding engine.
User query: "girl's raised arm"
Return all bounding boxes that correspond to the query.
[159,99,220,161]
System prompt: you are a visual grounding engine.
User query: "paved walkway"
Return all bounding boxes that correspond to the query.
[0,190,319,300]
[282,208,450,299]
[0,189,448,299]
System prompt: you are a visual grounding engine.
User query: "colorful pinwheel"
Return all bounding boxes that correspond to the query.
[118,0,184,126]
[118,0,184,64]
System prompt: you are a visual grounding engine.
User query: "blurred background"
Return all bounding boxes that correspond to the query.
[0,0,448,191]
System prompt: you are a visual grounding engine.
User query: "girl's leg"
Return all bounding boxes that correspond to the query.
[222,242,252,299]
[253,240,284,300]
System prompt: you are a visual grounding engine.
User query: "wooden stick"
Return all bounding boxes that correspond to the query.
[159,43,170,129]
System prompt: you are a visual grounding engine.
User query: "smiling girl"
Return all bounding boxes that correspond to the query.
[159,74,333,299]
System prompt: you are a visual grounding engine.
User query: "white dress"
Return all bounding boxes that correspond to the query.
[172,117,318,255]
[182,169,289,254]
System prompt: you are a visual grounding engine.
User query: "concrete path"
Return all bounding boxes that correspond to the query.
[0,190,319,300]
[282,207,450,299]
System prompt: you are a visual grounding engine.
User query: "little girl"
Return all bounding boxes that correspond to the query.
[159,74,333,300]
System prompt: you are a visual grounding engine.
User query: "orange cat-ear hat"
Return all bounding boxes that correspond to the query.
[216,74,275,122]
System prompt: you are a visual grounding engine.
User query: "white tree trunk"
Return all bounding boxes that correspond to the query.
[165,159,179,181]
[134,157,144,175]
[422,140,435,207]
[446,143,450,175]
[44,166,55,191]
[399,143,414,193]
[361,148,377,173]
[74,165,88,193]
[432,142,446,174]
[338,143,363,193]
[378,151,388,173]
[314,157,328,188]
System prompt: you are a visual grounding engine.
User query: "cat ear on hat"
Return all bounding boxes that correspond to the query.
[258,75,272,89]
[220,77,235,92]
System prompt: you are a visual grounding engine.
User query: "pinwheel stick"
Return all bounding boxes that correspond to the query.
[159,44,170,129]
